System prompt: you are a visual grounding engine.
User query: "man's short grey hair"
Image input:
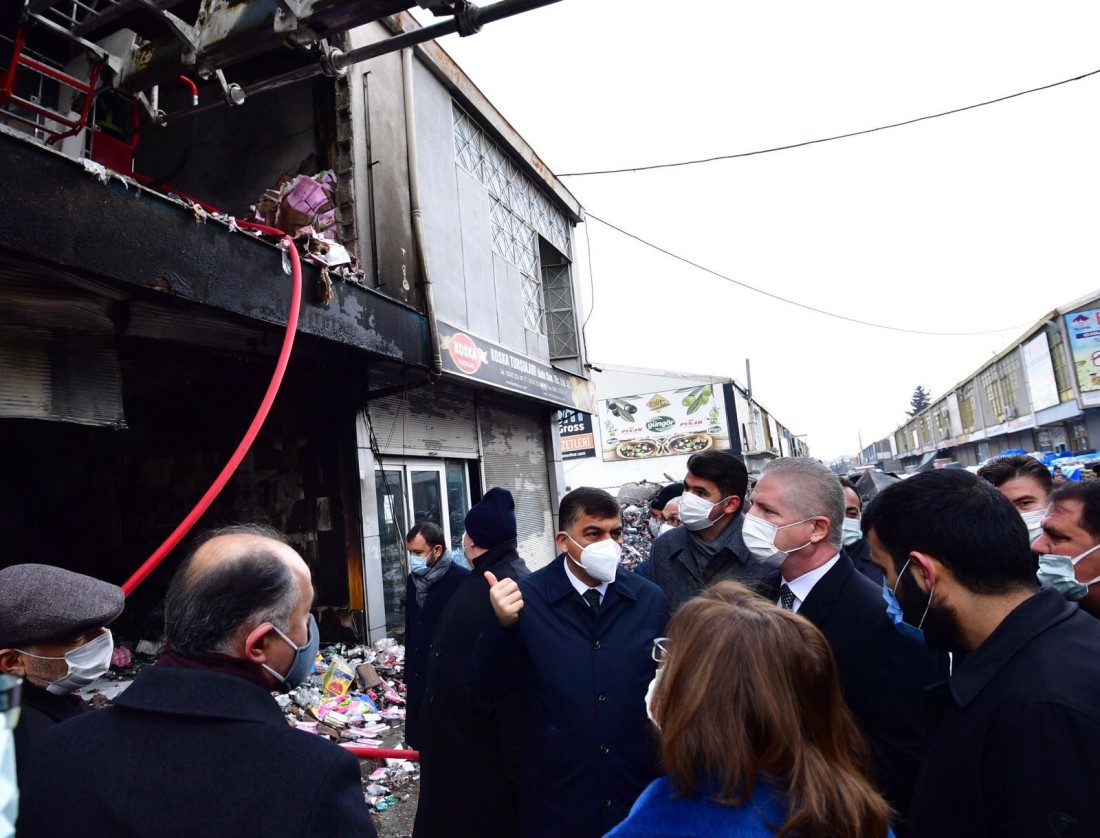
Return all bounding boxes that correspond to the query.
[164,523,302,656]
[760,458,845,549]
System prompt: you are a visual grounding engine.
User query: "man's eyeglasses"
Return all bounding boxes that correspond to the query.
[652,637,669,664]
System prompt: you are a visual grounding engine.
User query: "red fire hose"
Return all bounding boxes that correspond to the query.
[342,745,420,761]
[121,222,301,595]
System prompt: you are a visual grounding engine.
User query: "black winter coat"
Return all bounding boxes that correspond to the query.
[17,666,377,837]
[404,562,469,748]
[797,553,948,832]
[911,588,1100,838]
[12,682,87,787]
[413,538,529,838]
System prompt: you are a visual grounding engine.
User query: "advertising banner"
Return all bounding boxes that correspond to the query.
[557,409,596,460]
[1023,333,1059,412]
[1065,309,1100,406]
[437,322,596,412]
[599,384,729,462]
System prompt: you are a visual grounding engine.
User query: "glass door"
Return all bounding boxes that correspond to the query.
[374,469,408,634]
[374,459,473,634]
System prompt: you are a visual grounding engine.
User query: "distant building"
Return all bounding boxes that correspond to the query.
[864,291,1100,471]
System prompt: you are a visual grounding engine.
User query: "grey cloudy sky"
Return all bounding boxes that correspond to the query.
[415,1,1100,459]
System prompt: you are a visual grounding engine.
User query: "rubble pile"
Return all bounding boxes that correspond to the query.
[276,638,419,813]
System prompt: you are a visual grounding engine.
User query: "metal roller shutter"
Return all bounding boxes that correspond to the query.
[478,398,556,570]
[363,370,479,457]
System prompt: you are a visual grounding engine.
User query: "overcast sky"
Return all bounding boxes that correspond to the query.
[414,1,1100,460]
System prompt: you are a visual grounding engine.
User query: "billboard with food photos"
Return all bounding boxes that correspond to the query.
[1065,308,1100,406]
[598,384,730,461]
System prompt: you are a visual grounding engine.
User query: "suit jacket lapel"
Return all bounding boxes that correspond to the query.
[796,553,852,630]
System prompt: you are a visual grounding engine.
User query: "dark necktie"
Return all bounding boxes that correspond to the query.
[779,583,796,611]
[583,588,601,618]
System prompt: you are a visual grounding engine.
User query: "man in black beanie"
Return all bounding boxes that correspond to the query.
[413,487,529,837]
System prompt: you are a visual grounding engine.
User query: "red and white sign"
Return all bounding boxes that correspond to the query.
[448,332,481,375]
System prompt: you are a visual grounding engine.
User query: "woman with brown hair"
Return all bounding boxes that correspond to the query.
[606,581,895,838]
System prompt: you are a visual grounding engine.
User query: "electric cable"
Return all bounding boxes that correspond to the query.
[586,212,1033,337]
[560,68,1100,177]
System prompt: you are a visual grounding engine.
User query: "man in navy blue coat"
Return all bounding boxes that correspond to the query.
[480,487,669,838]
[403,521,468,749]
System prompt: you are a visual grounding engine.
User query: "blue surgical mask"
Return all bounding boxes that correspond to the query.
[409,553,430,576]
[261,613,319,691]
[1036,544,1100,601]
[881,559,933,646]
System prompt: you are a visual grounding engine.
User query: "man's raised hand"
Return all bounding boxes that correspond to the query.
[485,571,523,627]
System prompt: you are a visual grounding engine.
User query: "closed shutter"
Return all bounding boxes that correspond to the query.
[363,369,479,457]
[478,398,556,570]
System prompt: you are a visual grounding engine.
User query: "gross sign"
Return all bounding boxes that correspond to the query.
[557,410,596,460]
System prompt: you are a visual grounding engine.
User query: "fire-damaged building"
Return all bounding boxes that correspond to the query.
[0,0,592,641]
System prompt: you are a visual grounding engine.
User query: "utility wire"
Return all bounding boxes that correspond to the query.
[586,212,1033,337]
[560,68,1100,177]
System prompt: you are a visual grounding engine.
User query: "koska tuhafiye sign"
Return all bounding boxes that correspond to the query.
[438,323,596,413]
[599,384,730,461]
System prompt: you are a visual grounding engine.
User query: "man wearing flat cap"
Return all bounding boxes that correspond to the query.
[0,563,123,784]
[414,487,530,837]
[17,524,376,838]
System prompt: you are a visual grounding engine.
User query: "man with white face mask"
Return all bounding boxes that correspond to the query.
[978,454,1053,547]
[0,563,123,786]
[746,459,946,833]
[481,487,668,838]
[1032,480,1100,618]
[649,450,775,612]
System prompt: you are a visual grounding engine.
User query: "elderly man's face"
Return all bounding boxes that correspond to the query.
[662,498,681,527]
[2,627,108,689]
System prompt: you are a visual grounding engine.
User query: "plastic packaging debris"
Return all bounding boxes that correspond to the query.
[134,639,165,657]
[321,658,356,698]
[252,172,336,236]
[81,159,110,183]
[356,662,383,690]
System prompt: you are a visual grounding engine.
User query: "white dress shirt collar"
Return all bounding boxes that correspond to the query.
[780,552,840,613]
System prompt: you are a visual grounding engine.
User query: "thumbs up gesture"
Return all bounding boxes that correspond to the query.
[485,571,523,627]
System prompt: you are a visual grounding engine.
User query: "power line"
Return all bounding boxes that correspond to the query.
[586,212,1033,337]
[560,68,1100,177]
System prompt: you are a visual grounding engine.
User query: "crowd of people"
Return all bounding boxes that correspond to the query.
[4,450,1100,837]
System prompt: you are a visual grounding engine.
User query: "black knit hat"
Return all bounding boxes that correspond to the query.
[465,487,517,549]
[651,482,684,511]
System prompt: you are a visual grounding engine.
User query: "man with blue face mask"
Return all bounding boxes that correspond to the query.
[480,487,669,838]
[1031,480,1100,619]
[0,564,123,787]
[17,524,377,838]
[404,521,468,750]
[864,470,1100,838]
[745,458,945,835]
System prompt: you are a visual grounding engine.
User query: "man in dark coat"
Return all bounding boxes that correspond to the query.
[17,524,376,838]
[481,487,669,838]
[865,469,1100,838]
[0,563,124,785]
[839,477,883,585]
[403,521,468,749]
[746,459,947,834]
[414,487,529,838]
[649,450,775,611]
